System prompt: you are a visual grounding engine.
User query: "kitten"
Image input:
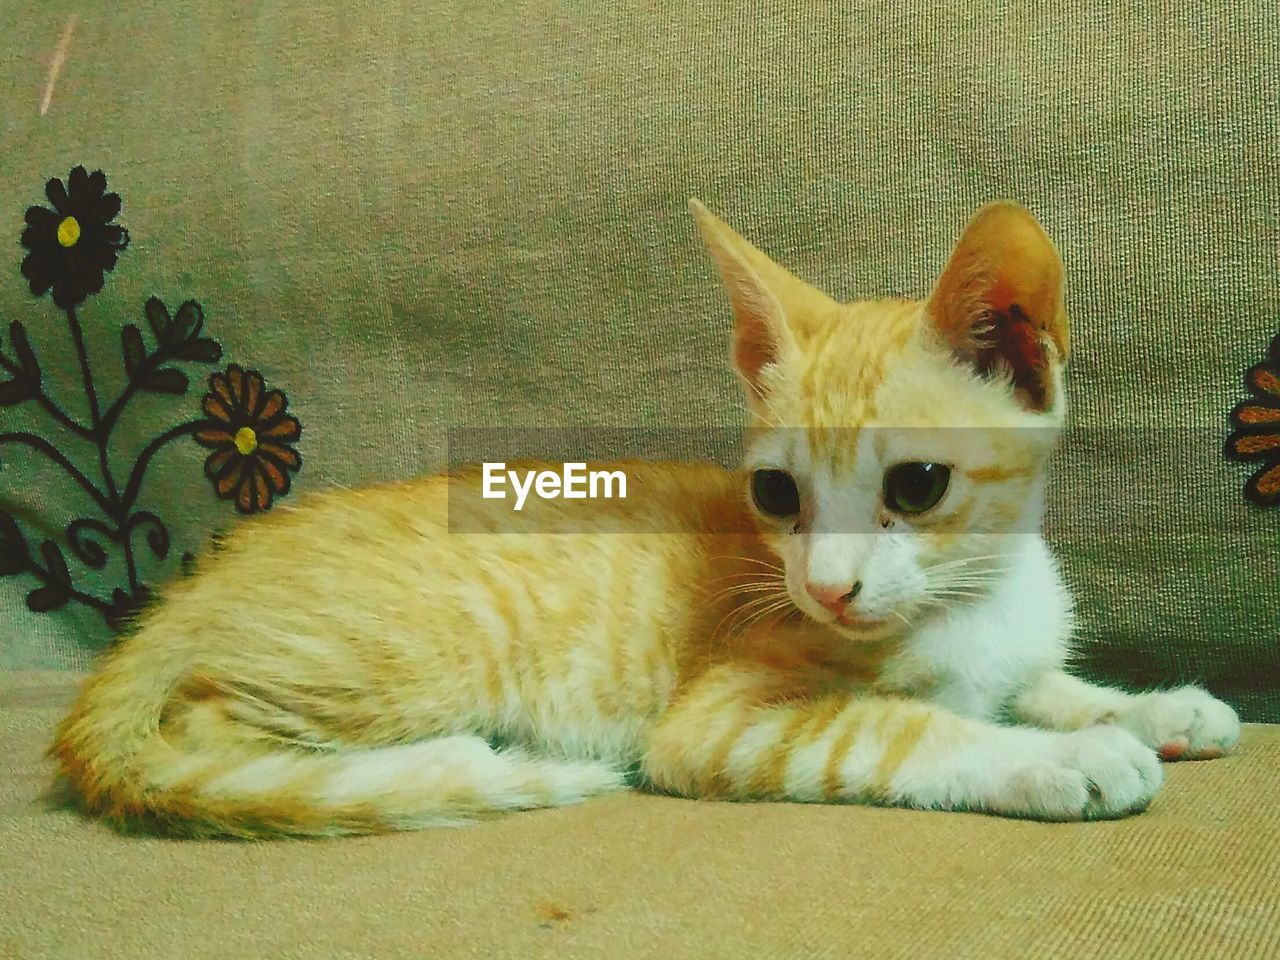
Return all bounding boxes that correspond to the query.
[51,200,1240,838]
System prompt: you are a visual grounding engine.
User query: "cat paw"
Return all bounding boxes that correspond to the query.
[905,725,1163,821]
[990,726,1164,821]
[1119,686,1241,761]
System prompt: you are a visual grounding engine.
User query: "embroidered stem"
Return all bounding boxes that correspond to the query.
[100,347,170,437]
[24,547,111,615]
[0,352,92,439]
[0,431,112,512]
[65,305,118,497]
[121,547,139,594]
[121,420,206,511]
[64,303,144,592]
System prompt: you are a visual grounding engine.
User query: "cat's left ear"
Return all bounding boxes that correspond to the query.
[926,202,1069,412]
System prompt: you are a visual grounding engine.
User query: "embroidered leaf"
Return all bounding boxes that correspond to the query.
[39,539,70,587]
[170,338,222,363]
[0,514,27,575]
[171,300,204,343]
[26,586,68,613]
[8,321,40,384]
[105,585,150,630]
[121,324,146,377]
[142,367,189,394]
[146,523,170,558]
[0,322,40,404]
[0,379,34,406]
[144,297,172,345]
[107,587,134,627]
[0,512,26,550]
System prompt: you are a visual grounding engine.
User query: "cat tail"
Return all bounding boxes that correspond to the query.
[49,653,624,839]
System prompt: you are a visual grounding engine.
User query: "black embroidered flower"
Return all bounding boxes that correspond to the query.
[20,166,130,309]
[195,364,302,514]
[1224,333,1280,507]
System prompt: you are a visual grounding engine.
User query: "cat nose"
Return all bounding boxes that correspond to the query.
[806,581,862,616]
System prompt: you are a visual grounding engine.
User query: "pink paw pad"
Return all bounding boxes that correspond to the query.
[1158,739,1189,760]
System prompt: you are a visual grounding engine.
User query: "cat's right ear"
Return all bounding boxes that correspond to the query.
[689,199,802,402]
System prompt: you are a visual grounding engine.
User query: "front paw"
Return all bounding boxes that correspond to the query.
[990,726,1164,821]
[1120,686,1241,760]
[910,725,1164,821]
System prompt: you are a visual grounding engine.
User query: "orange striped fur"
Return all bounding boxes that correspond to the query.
[51,201,1239,837]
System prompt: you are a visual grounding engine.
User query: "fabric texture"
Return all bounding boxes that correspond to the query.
[0,3,1277,716]
[3,672,1279,959]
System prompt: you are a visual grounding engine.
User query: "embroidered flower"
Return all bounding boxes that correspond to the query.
[20,166,130,309]
[195,364,302,513]
[1224,333,1280,507]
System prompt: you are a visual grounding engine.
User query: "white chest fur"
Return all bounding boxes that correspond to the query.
[884,536,1075,722]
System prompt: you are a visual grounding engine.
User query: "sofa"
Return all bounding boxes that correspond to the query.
[2,2,1277,957]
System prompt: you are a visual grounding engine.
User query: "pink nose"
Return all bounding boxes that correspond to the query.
[806,581,862,617]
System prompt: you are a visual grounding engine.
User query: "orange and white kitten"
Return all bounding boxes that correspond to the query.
[53,201,1240,838]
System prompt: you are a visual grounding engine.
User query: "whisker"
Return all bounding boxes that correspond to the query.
[754,603,797,636]
[705,571,786,586]
[734,598,796,635]
[731,593,793,615]
[711,556,785,572]
[725,591,795,632]
[927,553,1007,564]
[925,591,988,603]
[704,577,785,598]
[927,573,1000,585]
[705,582,788,603]
[709,591,792,643]
[924,555,1009,572]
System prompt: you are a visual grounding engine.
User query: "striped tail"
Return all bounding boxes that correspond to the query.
[50,655,622,839]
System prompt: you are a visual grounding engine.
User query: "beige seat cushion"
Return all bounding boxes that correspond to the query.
[3,672,1278,959]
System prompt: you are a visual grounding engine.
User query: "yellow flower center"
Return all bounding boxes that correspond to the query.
[233,426,259,456]
[57,216,81,248]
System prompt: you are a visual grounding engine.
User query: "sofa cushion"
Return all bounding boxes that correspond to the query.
[3,672,1279,959]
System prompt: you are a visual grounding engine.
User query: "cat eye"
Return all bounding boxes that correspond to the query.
[750,469,801,518]
[883,462,951,515]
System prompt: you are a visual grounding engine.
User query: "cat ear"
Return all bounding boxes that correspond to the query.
[925,202,1069,412]
[689,199,812,401]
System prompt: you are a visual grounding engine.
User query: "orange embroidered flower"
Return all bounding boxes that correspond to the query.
[195,364,301,513]
[1224,333,1280,507]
